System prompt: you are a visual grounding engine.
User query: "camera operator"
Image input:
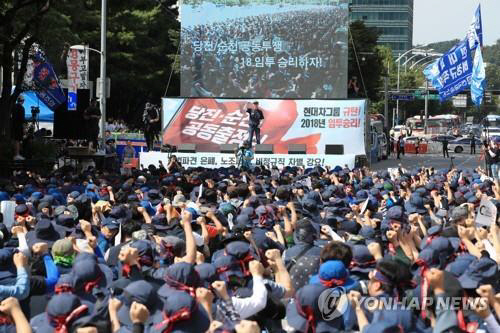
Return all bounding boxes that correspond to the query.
[143,102,160,151]
[12,96,25,160]
[235,141,254,171]
[84,98,101,151]
[484,138,499,179]
[167,155,183,174]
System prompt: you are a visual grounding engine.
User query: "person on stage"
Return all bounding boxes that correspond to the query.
[84,98,101,151]
[142,102,160,151]
[245,101,264,147]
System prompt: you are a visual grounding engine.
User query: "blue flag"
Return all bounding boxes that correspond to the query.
[32,52,66,111]
[467,5,483,50]
[471,46,486,105]
[423,40,473,101]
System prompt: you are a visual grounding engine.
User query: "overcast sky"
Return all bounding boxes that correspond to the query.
[413,0,499,46]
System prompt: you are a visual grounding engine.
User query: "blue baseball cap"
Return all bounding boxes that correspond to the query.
[309,260,356,291]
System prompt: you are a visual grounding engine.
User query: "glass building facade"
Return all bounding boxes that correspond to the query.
[349,0,414,55]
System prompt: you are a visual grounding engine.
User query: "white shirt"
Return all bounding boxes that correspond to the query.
[232,275,268,319]
[484,313,500,333]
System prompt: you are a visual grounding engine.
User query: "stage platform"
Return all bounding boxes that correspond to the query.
[140,151,359,169]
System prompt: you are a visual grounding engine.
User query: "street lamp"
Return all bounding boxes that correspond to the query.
[402,49,434,67]
[69,0,106,151]
[394,46,431,125]
[70,44,101,55]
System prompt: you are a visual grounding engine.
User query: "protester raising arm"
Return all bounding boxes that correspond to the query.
[348,291,368,332]
[458,226,482,259]
[281,206,294,239]
[206,210,226,236]
[0,252,30,300]
[286,201,298,228]
[490,222,500,264]
[130,301,150,333]
[272,224,286,246]
[108,298,122,333]
[179,210,196,264]
[136,206,152,224]
[32,243,59,293]
[0,297,31,333]
[265,249,294,298]
[196,287,214,322]
[12,226,30,257]
[232,261,268,319]
[107,186,115,204]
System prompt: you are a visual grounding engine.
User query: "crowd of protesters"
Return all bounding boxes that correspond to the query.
[0,161,499,333]
[181,7,348,99]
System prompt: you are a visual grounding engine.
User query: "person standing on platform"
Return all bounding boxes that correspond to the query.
[142,102,160,151]
[12,96,26,160]
[246,101,264,147]
[84,98,101,151]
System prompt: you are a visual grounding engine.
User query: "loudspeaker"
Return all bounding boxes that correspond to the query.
[54,89,90,140]
[325,144,344,155]
[220,144,238,153]
[288,144,306,154]
[178,144,196,153]
[161,144,177,153]
[255,144,273,154]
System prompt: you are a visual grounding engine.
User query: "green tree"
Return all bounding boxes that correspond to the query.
[483,39,500,66]
[486,63,500,90]
[348,20,384,101]
[0,0,51,140]
[426,39,460,54]
[46,0,180,126]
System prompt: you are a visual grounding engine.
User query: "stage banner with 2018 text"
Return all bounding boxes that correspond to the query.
[161,98,367,155]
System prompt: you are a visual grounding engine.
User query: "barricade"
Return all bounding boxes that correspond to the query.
[404,143,428,154]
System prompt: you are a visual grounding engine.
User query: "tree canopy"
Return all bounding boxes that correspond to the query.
[0,0,180,139]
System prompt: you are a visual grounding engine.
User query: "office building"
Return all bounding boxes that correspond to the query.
[349,0,414,55]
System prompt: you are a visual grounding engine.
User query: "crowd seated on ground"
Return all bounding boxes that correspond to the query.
[0,163,499,333]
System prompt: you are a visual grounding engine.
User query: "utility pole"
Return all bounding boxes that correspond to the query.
[384,76,389,157]
[99,0,107,149]
[424,80,429,135]
[396,52,400,126]
[384,76,389,130]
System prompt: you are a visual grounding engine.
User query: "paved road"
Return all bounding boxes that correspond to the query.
[372,152,483,172]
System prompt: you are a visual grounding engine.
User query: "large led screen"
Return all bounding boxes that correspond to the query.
[180,0,348,99]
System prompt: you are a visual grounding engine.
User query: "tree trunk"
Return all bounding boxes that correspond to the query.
[0,45,14,140]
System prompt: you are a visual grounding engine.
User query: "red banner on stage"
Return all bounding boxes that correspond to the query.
[162,98,367,155]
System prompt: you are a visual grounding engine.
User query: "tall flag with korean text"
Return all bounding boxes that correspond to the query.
[423,40,473,102]
[471,44,486,105]
[467,4,483,50]
[32,52,66,111]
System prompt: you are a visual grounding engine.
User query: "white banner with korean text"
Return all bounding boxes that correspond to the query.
[140,151,356,169]
[66,47,89,110]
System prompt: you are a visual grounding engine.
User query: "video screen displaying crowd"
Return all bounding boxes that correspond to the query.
[181,7,348,99]
[0,161,499,332]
